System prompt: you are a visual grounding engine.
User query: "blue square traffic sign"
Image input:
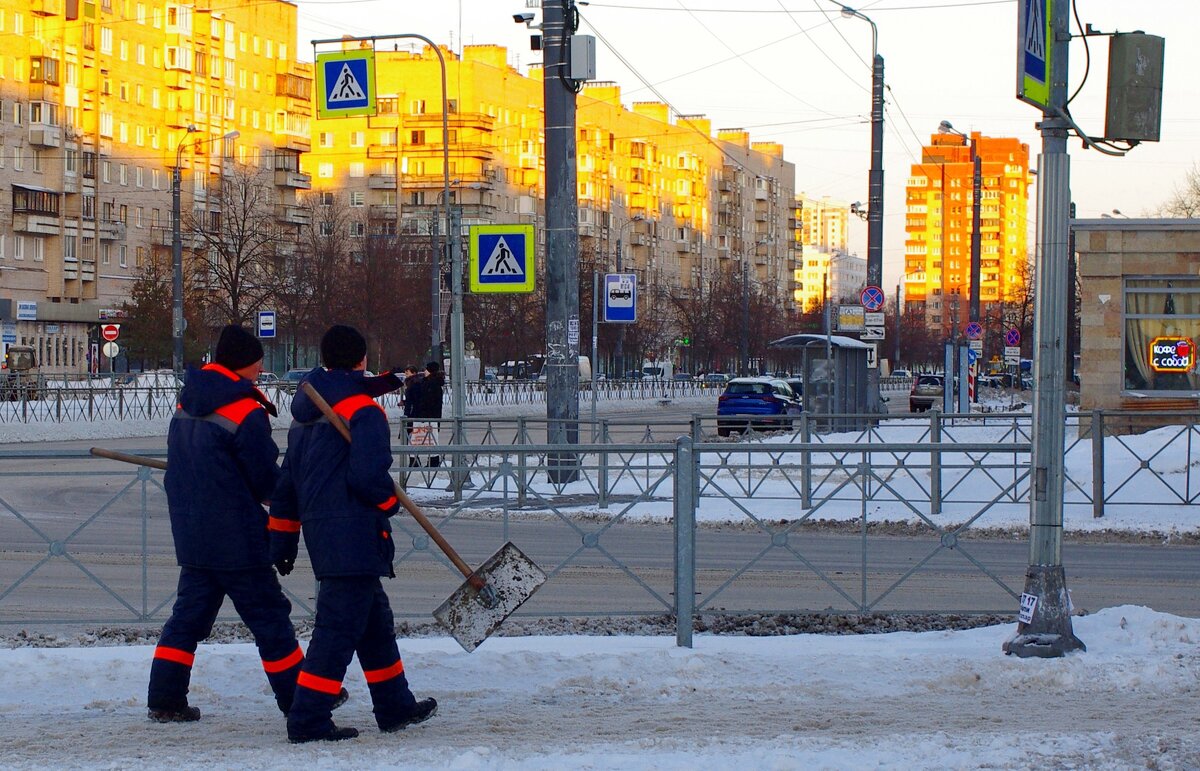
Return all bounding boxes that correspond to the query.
[603,273,637,323]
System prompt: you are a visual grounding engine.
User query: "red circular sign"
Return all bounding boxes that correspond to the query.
[101,324,120,342]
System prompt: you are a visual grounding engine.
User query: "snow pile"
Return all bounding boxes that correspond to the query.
[0,605,1196,769]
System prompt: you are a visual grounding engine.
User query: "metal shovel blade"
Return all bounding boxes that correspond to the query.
[433,541,547,653]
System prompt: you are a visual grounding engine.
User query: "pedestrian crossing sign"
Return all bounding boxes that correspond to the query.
[316,50,376,118]
[469,224,536,294]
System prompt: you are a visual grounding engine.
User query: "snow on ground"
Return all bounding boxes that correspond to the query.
[0,605,1196,769]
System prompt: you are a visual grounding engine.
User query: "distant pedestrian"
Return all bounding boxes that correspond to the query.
[148,325,340,723]
[271,325,437,744]
[409,361,445,467]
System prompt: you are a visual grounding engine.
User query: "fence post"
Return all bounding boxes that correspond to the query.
[1092,409,1105,518]
[598,418,609,509]
[930,411,942,516]
[673,435,696,648]
[801,413,812,509]
[517,417,528,508]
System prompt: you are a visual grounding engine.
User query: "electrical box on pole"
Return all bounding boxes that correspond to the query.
[570,35,596,81]
[1104,33,1165,143]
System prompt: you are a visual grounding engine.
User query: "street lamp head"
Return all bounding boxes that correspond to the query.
[937,120,956,134]
[186,124,198,133]
[222,130,240,140]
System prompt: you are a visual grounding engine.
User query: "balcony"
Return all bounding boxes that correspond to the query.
[29,125,63,148]
[97,219,126,241]
[12,213,60,235]
[274,133,310,153]
[30,0,61,14]
[367,144,397,159]
[82,260,96,282]
[164,70,192,90]
[274,204,311,227]
[368,174,397,189]
[274,169,311,190]
[368,204,398,220]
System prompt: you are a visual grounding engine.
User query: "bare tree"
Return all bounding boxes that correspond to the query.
[1157,163,1200,217]
[187,163,294,328]
[120,250,209,369]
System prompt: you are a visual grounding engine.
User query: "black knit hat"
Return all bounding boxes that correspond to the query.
[214,324,263,370]
[321,324,367,370]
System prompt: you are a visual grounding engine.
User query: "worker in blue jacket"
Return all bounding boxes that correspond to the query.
[149,325,346,722]
[270,324,437,744]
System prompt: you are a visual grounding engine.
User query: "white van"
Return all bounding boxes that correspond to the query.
[535,355,592,383]
[641,360,673,380]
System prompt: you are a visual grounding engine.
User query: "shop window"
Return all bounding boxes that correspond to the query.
[1123,277,1200,394]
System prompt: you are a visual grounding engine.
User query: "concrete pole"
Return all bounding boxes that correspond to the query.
[1003,0,1084,658]
[865,52,885,413]
[171,163,184,373]
[543,0,580,482]
[614,239,623,376]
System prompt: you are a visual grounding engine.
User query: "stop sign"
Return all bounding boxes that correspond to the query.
[101,324,120,342]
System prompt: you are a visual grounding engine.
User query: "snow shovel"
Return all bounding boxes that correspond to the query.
[89,447,168,471]
[301,382,546,652]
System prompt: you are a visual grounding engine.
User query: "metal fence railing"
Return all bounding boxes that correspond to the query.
[2,411,1197,633]
[0,378,711,423]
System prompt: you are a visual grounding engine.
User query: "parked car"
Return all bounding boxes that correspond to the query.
[892,369,911,378]
[672,372,694,381]
[283,367,312,385]
[909,374,945,412]
[785,377,804,397]
[256,372,280,386]
[716,377,803,436]
[701,373,730,388]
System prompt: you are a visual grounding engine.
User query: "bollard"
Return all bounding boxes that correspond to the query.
[673,435,696,648]
[598,419,610,509]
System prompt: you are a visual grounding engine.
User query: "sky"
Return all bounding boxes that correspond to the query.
[291,0,1199,294]
[1,605,1198,767]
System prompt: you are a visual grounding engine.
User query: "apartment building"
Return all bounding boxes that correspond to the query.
[304,43,798,324]
[0,0,312,373]
[901,132,1031,336]
[792,193,864,312]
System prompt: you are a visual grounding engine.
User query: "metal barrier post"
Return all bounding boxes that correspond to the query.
[598,419,609,509]
[1091,410,1105,519]
[517,417,528,508]
[673,435,695,648]
[801,414,812,509]
[930,411,942,516]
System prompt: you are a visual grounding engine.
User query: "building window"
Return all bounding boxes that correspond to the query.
[350,131,364,147]
[410,130,425,145]
[349,162,364,178]
[349,191,364,207]
[1123,277,1200,394]
[318,163,333,179]
[319,191,334,206]
[318,132,333,148]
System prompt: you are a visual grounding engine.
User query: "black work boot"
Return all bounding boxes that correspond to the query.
[288,722,359,744]
[148,705,201,723]
[380,698,438,733]
[332,688,349,710]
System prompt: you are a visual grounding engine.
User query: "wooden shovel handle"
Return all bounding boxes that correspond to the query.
[300,382,483,589]
[89,447,169,471]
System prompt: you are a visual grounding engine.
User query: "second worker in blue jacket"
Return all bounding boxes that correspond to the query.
[270,324,437,744]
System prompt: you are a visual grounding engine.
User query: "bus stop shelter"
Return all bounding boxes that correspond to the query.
[768,333,874,430]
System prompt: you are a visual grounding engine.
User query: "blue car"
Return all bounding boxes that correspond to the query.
[716,377,803,436]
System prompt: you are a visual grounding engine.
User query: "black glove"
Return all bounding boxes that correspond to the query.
[274,557,295,576]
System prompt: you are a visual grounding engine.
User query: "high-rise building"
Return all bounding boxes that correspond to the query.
[304,43,798,331]
[792,194,863,312]
[902,132,1031,337]
[0,0,312,373]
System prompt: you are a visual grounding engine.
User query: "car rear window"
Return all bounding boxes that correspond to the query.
[726,382,771,395]
[917,376,943,386]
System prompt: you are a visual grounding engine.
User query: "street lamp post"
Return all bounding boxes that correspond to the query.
[172,126,238,373]
[938,120,983,324]
[834,2,884,411]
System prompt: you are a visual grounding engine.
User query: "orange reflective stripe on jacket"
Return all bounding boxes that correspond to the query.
[362,659,405,684]
[214,397,263,426]
[376,495,397,511]
[202,362,241,381]
[332,394,383,423]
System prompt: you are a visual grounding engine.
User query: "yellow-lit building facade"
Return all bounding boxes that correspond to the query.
[0,0,312,373]
[793,194,864,312]
[304,43,797,315]
[902,132,1031,336]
